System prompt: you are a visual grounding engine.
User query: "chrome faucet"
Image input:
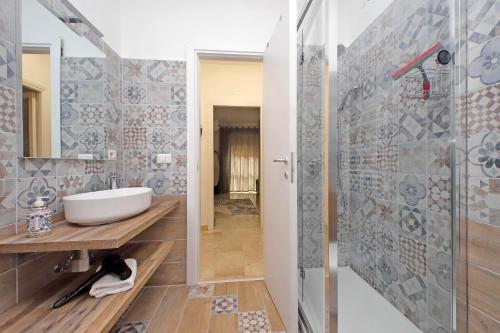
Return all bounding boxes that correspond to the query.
[108,171,120,190]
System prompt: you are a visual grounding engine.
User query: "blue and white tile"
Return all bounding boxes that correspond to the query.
[467,130,500,177]
[16,177,57,216]
[428,175,451,214]
[468,36,500,92]
[123,81,149,105]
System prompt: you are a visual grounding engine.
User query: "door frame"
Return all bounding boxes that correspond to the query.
[186,44,263,284]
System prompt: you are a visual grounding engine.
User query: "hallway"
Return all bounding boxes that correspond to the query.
[200,193,264,282]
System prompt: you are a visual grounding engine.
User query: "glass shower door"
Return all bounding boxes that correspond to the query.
[297,0,327,332]
[333,0,457,332]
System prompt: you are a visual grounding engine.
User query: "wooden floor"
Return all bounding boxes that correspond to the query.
[113,281,286,333]
[200,193,263,281]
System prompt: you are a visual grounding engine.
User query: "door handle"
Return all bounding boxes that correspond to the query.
[273,158,288,164]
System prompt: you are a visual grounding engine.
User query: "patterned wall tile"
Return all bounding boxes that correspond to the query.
[0,178,16,226]
[399,98,427,143]
[398,266,427,329]
[61,81,79,103]
[78,127,105,151]
[148,82,170,105]
[428,139,451,175]
[16,177,57,216]
[467,0,500,46]
[56,175,83,211]
[427,247,452,292]
[427,283,451,332]
[0,39,16,88]
[467,177,500,225]
[427,212,452,254]
[123,81,149,105]
[0,131,16,179]
[84,174,106,192]
[0,0,15,42]
[0,84,16,133]
[428,175,451,214]
[468,131,500,177]
[122,59,148,82]
[18,159,56,178]
[427,96,451,139]
[78,81,104,103]
[124,150,147,176]
[75,104,107,126]
[461,83,500,135]
[170,128,187,150]
[55,160,85,176]
[399,235,427,276]
[146,105,169,127]
[399,205,427,242]
[124,105,147,127]
[147,60,186,83]
[123,128,147,150]
[469,36,500,91]
[399,141,426,174]
[399,174,427,208]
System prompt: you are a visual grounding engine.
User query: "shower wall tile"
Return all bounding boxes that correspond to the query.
[341,0,455,328]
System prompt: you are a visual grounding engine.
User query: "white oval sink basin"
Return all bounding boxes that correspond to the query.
[64,187,153,225]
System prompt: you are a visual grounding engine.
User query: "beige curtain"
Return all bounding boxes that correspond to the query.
[219,128,259,193]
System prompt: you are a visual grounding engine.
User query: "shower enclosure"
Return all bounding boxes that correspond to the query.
[297,0,328,332]
[328,0,463,332]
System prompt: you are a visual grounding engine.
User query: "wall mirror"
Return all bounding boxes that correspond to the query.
[20,0,112,160]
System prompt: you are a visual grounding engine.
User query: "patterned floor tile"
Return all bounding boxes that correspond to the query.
[188,283,214,298]
[238,311,271,333]
[112,320,149,333]
[212,295,238,314]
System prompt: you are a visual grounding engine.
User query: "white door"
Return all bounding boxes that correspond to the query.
[262,6,298,333]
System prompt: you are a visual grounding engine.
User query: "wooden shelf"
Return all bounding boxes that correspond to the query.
[0,198,179,253]
[0,241,173,333]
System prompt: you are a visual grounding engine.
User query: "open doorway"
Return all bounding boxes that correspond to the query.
[198,59,264,282]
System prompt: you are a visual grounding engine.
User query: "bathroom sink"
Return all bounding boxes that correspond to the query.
[64,187,153,225]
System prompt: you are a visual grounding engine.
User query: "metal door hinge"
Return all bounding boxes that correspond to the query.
[300,266,306,279]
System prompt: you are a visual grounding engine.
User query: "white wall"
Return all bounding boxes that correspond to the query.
[120,0,284,60]
[338,0,394,47]
[22,0,104,58]
[68,0,122,54]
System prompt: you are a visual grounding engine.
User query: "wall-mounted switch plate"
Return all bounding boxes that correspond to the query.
[108,149,117,160]
[78,154,93,160]
[157,153,171,164]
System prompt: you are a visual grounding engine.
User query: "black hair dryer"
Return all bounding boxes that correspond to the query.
[53,254,132,308]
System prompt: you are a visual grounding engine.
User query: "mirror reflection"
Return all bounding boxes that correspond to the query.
[21,0,106,159]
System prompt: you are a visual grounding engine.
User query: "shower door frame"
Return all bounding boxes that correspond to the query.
[326,0,465,332]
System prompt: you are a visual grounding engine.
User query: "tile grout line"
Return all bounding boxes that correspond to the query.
[142,286,169,332]
[173,286,190,333]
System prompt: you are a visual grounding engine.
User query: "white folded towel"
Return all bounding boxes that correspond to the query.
[89,258,137,298]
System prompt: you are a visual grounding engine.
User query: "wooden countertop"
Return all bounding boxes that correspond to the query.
[0,241,173,333]
[0,198,179,253]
